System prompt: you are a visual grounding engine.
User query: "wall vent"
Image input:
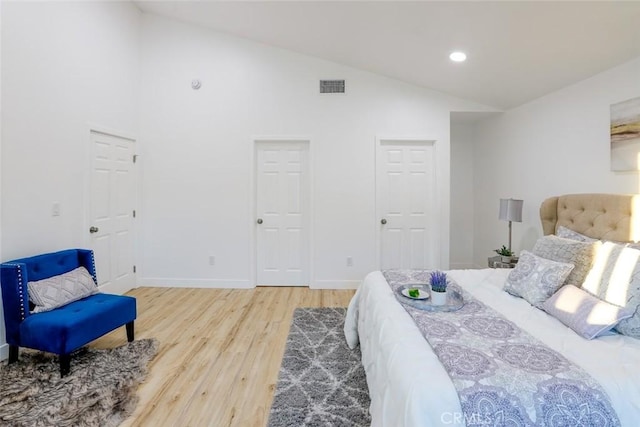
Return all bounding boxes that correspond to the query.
[320,80,345,94]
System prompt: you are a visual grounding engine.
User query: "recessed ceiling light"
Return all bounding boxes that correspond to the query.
[449,51,467,62]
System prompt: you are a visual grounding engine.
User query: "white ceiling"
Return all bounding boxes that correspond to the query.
[134,1,640,110]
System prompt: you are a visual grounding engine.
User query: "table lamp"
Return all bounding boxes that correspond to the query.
[499,198,523,252]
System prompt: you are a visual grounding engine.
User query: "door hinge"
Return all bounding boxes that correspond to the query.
[133,265,137,273]
[133,154,138,164]
[133,210,136,218]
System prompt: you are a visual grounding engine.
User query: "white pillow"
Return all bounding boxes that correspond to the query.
[28,266,98,313]
[543,285,633,339]
[504,250,575,308]
[582,241,640,339]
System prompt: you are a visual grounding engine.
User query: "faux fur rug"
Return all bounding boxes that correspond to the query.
[0,338,158,427]
[268,308,371,427]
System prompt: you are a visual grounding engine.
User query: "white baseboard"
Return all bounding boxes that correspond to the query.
[138,277,253,289]
[0,343,8,361]
[139,277,360,290]
[311,280,361,290]
[99,282,136,295]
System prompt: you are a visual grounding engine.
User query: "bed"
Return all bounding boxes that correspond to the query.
[344,193,640,426]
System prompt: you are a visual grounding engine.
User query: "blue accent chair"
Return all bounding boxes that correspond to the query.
[0,249,137,376]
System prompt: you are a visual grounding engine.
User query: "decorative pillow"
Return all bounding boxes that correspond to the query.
[581,241,640,338]
[28,266,98,313]
[543,285,633,339]
[532,235,601,286]
[556,225,640,250]
[504,250,575,308]
[556,226,597,243]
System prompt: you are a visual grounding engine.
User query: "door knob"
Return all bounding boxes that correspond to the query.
[381,219,387,225]
[89,226,99,233]
[257,218,263,224]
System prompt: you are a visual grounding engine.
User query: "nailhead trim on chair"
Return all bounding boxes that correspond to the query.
[6,263,26,320]
[5,253,98,321]
[17,266,25,321]
[90,252,98,285]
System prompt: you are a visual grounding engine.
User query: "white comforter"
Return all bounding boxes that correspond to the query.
[344,268,640,426]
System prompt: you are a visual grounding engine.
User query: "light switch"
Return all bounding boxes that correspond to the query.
[52,202,60,216]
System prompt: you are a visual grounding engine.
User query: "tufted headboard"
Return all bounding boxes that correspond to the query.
[540,193,640,242]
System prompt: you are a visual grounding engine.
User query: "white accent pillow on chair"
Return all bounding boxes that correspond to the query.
[28,266,98,313]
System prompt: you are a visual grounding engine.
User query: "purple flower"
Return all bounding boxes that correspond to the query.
[430,270,448,293]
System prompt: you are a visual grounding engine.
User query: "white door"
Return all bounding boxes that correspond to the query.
[376,139,438,270]
[88,130,136,294]
[256,141,310,286]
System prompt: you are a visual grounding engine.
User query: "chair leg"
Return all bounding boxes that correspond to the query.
[60,354,71,377]
[126,321,135,342]
[8,345,19,364]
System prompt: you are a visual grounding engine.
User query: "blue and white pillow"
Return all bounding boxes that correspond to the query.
[504,250,575,308]
[556,226,597,243]
[532,235,601,287]
[557,225,640,250]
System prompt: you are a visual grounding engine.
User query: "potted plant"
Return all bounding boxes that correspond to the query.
[495,245,514,263]
[429,270,448,306]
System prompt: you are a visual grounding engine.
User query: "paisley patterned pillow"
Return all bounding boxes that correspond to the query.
[556,225,640,250]
[504,250,575,309]
[543,285,633,339]
[556,226,597,243]
[532,235,601,287]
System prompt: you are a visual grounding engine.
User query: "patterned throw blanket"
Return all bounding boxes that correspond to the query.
[383,270,620,427]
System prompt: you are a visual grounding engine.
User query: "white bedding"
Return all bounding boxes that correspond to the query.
[344,268,640,426]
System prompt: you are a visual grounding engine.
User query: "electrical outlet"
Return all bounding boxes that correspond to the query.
[346,256,353,267]
[209,256,215,266]
[52,202,60,217]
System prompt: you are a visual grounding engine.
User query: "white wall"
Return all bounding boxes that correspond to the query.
[472,56,640,267]
[1,1,140,355]
[1,1,140,259]
[450,122,475,268]
[0,0,4,359]
[138,14,493,288]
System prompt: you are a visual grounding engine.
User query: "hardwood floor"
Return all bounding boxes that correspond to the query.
[91,286,356,427]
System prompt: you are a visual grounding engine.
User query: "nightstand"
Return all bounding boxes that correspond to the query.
[488,255,518,269]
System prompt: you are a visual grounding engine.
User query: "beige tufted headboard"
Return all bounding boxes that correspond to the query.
[540,193,640,242]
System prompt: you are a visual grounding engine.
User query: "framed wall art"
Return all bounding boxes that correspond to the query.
[611,96,640,172]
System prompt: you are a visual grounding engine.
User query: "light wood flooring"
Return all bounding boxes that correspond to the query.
[91,286,356,427]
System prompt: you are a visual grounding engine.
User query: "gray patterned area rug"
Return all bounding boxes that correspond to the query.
[0,338,158,427]
[268,307,371,427]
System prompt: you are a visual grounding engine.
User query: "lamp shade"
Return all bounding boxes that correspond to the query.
[499,198,523,222]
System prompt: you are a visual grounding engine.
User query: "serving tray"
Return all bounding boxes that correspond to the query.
[396,284,464,312]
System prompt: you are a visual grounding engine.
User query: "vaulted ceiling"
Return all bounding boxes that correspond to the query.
[135,1,640,110]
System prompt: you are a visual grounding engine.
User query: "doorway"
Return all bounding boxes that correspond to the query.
[376,138,439,270]
[254,140,311,286]
[87,129,136,294]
